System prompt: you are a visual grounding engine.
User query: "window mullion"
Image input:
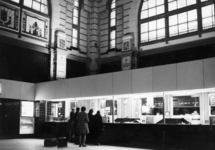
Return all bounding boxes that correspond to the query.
[165,0,169,44]
[197,3,202,37]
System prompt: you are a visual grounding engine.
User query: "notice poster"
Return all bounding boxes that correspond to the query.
[21,101,34,117]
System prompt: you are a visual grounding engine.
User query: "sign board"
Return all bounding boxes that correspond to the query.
[121,55,131,70]
[122,40,131,51]
[56,53,67,79]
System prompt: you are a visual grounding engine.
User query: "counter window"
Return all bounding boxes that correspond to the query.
[210,97,215,115]
[173,96,200,115]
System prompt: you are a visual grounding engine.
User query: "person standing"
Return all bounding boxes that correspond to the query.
[77,107,89,147]
[88,109,94,142]
[93,111,103,145]
[73,107,80,135]
[69,108,75,140]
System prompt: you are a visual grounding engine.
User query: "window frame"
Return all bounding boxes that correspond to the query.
[109,0,116,50]
[22,0,50,16]
[71,0,80,49]
[138,0,215,47]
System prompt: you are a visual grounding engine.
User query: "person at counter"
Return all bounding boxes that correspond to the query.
[69,108,75,140]
[73,107,80,134]
[77,107,89,147]
[94,111,103,145]
[88,109,94,141]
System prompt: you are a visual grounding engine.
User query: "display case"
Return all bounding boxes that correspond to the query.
[20,101,34,134]
[20,117,34,134]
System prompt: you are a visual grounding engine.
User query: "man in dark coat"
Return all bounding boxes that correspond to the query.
[93,111,103,145]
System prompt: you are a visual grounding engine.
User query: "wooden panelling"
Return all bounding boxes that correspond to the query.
[34,82,55,100]
[21,82,35,100]
[132,67,153,94]
[153,64,177,92]
[113,70,132,95]
[177,60,204,90]
[95,73,113,96]
[54,80,68,99]
[4,80,21,100]
[203,57,215,88]
[80,76,96,97]
[67,78,81,98]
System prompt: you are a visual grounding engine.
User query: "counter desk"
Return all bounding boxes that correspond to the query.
[37,122,215,150]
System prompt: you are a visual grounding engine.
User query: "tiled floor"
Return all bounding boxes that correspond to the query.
[0,139,158,150]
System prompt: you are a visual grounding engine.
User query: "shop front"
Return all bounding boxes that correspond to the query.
[43,89,214,126]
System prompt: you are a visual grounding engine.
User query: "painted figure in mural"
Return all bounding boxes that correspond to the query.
[32,21,39,36]
[0,9,12,26]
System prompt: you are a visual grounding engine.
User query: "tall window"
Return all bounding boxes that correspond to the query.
[24,0,48,14]
[72,0,79,48]
[139,0,215,46]
[110,0,116,49]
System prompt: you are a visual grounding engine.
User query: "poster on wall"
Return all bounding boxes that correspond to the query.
[22,10,49,40]
[21,101,34,117]
[0,2,19,31]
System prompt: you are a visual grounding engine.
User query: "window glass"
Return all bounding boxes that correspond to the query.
[169,9,197,37]
[72,28,78,47]
[33,1,40,11]
[168,0,196,11]
[141,0,165,19]
[24,0,48,14]
[110,30,116,48]
[72,0,79,48]
[139,0,215,45]
[173,96,200,116]
[24,0,33,8]
[111,0,116,9]
[202,4,215,30]
[110,0,116,49]
[141,18,165,42]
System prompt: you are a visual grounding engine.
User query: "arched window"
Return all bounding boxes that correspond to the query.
[109,0,116,49]
[139,0,215,46]
[23,0,48,14]
[72,0,79,48]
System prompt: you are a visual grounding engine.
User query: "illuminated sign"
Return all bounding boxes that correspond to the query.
[0,82,2,94]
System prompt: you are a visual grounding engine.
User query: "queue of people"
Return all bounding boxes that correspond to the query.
[69,107,103,147]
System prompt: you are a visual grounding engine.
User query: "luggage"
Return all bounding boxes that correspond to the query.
[44,138,57,147]
[57,137,68,147]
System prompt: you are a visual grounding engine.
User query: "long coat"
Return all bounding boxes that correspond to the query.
[77,111,89,134]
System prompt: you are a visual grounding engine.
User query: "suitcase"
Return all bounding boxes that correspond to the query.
[44,138,57,147]
[57,137,68,147]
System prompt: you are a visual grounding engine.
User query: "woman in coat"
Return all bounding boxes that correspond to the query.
[77,106,89,147]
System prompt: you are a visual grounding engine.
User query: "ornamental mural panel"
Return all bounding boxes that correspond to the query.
[22,10,49,41]
[0,2,19,31]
